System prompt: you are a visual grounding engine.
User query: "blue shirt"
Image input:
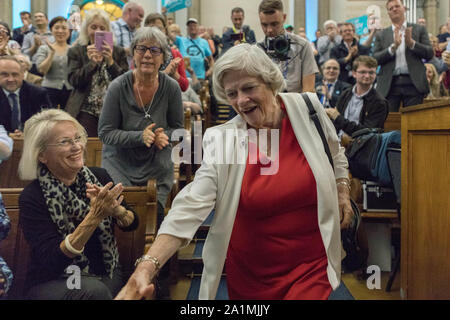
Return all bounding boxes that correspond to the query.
[0,125,13,163]
[175,36,212,79]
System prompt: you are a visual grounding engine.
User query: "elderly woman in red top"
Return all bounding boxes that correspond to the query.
[117,44,354,300]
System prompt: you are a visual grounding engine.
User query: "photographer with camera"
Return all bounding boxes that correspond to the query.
[257,0,318,93]
[221,7,256,55]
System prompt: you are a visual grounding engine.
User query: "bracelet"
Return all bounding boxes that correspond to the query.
[114,206,128,219]
[135,255,161,272]
[337,180,351,191]
[64,234,84,255]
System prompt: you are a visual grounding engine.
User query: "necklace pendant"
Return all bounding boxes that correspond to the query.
[145,113,152,119]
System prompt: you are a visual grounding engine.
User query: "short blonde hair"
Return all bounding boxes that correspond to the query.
[76,8,112,46]
[18,109,87,180]
[212,43,285,103]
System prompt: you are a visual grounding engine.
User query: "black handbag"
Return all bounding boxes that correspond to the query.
[301,93,364,272]
[345,128,383,181]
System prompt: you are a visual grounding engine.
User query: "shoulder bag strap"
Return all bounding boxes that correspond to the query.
[301,93,334,170]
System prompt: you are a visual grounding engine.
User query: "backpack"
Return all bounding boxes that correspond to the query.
[345,128,383,182]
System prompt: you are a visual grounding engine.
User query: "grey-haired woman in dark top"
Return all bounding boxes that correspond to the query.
[98,26,183,231]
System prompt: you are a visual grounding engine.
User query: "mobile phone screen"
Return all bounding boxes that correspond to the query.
[95,31,113,51]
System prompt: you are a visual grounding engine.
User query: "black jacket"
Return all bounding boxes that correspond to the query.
[0,81,51,132]
[221,25,256,54]
[315,79,351,108]
[333,86,389,136]
[19,167,139,290]
[330,39,371,84]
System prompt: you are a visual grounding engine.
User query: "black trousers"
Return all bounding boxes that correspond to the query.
[25,266,124,300]
[386,75,425,112]
[44,86,72,110]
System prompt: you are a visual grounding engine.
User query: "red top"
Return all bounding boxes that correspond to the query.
[225,104,332,300]
[171,48,189,92]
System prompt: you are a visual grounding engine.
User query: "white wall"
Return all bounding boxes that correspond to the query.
[329,0,391,28]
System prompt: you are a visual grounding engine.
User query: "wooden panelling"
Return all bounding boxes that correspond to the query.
[401,100,450,299]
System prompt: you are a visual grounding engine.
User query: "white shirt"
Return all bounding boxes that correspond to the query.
[339,85,372,137]
[389,21,414,75]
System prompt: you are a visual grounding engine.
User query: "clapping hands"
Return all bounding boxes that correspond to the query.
[143,123,169,150]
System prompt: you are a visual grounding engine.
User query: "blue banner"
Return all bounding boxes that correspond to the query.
[162,0,192,13]
[346,15,369,35]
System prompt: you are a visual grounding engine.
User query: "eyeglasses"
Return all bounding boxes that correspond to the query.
[47,135,85,148]
[0,30,9,37]
[325,67,339,70]
[356,70,376,76]
[134,45,163,56]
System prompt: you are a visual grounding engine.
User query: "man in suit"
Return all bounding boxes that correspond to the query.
[12,11,34,47]
[316,59,351,108]
[325,55,389,138]
[0,56,50,137]
[373,0,434,111]
[330,22,371,85]
[221,7,256,55]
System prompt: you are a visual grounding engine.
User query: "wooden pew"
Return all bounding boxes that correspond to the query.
[0,139,29,188]
[0,179,157,299]
[0,138,103,188]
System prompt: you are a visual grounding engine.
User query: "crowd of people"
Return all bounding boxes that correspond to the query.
[1,0,450,300]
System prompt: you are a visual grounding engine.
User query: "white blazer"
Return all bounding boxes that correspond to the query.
[158,92,349,299]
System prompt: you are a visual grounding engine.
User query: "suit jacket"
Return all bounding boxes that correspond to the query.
[221,25,256,54]
[0,81,51,132]
[65,44,128,118]
[158,92,348,299]
[315,79,351,108]
[333,86,389,136]
[373,23,434,97]
[330,39,371,84]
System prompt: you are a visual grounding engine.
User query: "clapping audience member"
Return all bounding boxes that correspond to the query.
[316,59,351,108]
[0,22,21,56]
[18,109,139,300]
[144,13,189,92]
[35,17,73,109]
[66,8,128,136]
[97,27,183,260]
[425,63,448,99]
[12,11,34,47]
[22,12,53,62]
[317,20,342,66]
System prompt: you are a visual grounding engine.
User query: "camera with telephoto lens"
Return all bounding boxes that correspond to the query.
[265,35,291,60]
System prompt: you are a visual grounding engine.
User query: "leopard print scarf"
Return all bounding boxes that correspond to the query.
[38,165,119,278]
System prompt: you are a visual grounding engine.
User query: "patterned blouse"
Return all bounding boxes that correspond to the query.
[0,193,13,297]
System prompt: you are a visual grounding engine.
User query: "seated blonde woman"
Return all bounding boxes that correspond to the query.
[425,63,449,99]
[18,109,139,300]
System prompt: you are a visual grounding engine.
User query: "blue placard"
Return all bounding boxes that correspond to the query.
[162,0,192,13]
[346,15,369,35]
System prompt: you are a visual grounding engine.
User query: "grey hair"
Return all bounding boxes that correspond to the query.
[18,109,87,180]
[130,27,171,65]
[76,8,112,46]
[15,53,32,70]
[212,43,285,103]
[323,20,337,29]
